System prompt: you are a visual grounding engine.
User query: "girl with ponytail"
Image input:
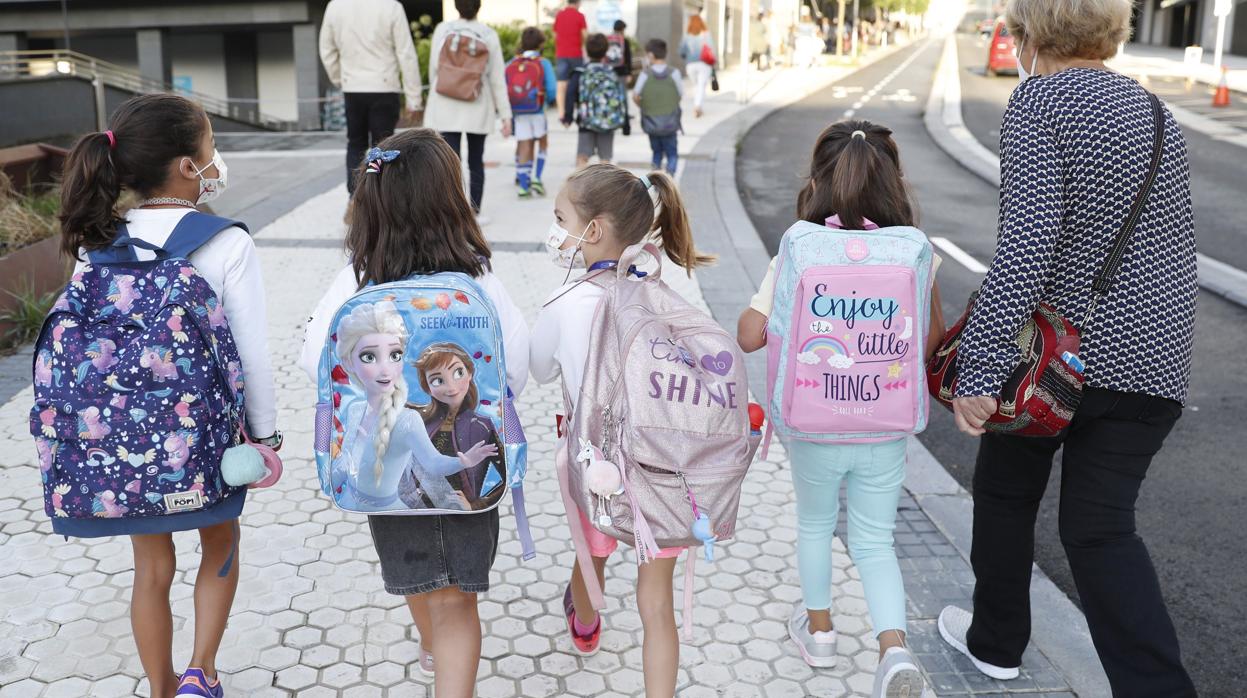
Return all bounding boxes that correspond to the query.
[55,93,279,698]
[529,163,713,697]
[299,128,529,697]
[736,120,944,697]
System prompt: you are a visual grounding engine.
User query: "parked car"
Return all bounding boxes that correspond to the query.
[986,18,1017,76]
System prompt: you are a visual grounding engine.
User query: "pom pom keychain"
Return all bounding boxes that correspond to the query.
[579,445,623,527]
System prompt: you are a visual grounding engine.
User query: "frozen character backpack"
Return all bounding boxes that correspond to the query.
[576,64,626,133]
[30,213,251,531]
[605,34,627,71]
[313,272,535,559]
[505,54,546,115]
[557,244,760,638]
[763,216,934,456]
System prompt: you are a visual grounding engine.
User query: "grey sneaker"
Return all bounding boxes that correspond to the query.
[788,605,837,668]
[418,647,434,677]
[937,606,1020,680]
[873,646,925,698]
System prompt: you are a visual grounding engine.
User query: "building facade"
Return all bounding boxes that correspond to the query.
[1133,0,1245,58]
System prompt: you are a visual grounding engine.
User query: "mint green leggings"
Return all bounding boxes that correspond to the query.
[787,437,908,634]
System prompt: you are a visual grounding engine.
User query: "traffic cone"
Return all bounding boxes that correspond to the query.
[1213,67,1231,107]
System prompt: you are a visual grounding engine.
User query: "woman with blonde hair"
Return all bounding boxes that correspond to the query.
[679,13,714,117]
[939,0,1197,695]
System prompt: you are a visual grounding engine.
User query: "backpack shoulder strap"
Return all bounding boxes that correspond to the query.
[162,212,250,260]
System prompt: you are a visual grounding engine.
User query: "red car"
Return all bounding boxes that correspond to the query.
[986,19,1017,76]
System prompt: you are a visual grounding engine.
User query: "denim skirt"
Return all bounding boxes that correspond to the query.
[367,508,499,595]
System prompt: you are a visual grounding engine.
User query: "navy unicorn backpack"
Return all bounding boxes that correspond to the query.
[31,213,248,535]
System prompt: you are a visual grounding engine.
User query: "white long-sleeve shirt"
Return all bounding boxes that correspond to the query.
[298,264,530,397]
[529,280,604,413]
[319,0,423,110]
[76,208,278,437]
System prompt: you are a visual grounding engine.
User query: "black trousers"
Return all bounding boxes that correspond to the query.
[345,92,400,194]
[967,388,1195,697]
[439,131,487,213]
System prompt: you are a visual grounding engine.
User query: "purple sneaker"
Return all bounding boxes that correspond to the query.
[176,668,223,698]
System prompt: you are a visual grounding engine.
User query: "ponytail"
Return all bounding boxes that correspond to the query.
[647,172,715,273]
[58,93,209,261]
[58,132,124,260]
[564,164,715,277]
[798,120,914,230]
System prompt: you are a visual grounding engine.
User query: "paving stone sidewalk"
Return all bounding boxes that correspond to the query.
[0,58,1089,697]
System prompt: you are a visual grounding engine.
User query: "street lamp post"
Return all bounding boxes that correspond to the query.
[60,0,72,52]
[1213,0,1231,71]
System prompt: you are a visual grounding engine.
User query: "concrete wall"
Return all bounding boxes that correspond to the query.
[0,77,97,147]
[169,33,228,99]
[70,35,139,71]
[257,29,298,122]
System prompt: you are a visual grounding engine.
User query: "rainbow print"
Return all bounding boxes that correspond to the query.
[799,335,850,356]
[797,335,856,370]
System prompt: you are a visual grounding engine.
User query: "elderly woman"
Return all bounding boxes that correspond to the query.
[937,0,1198,695]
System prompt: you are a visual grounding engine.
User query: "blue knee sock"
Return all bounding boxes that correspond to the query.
[517,161,532,190]
[535,150,547,181]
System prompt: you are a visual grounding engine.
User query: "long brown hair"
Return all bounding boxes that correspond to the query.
[796,120,915,230]
[413,343,479,424]
[564,164,714,275]
[346,129,490,287]
[58,93,208,260]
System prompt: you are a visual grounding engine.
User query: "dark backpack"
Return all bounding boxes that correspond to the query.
[32,213,248,525]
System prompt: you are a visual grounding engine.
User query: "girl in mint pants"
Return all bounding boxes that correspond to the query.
[735,119,945,696]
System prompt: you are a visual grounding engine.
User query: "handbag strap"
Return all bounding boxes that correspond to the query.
[1083,92,1165,327]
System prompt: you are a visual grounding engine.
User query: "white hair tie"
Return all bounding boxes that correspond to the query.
[851,130,866,140]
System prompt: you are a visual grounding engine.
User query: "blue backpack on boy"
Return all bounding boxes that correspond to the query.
[313,272,535,559]
[30,213,248,528]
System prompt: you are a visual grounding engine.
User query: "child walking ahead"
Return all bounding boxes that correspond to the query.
[506,26,557,197]
[42,93,278,698]
[298,129,529,698]
[530,164,713,698]
[633,38,684,176]
[562,34,627,167]
[736,121,945,698]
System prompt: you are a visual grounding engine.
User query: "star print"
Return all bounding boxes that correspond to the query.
[887,362,903,379]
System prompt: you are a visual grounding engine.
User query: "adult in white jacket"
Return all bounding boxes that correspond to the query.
[319,0,423,194]
[423,0,512,218]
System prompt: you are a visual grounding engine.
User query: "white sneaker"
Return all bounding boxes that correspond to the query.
[788,605,837,668]
[873,646,925,698]
[937,606,1020,680]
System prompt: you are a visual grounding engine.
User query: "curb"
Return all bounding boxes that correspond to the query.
[924,34,1247,311]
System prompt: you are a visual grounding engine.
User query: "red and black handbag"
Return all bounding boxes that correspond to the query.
[926,93,1165,437]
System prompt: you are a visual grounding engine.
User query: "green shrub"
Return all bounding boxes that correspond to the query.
[0,282,58,351]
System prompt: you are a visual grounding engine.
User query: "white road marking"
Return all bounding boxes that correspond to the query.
[931,236,989,274]
[840,42,931,120]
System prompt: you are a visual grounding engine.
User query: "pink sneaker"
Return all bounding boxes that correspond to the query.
[563,584,602,656]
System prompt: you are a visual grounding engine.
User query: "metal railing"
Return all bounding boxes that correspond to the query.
[0,49,295,131]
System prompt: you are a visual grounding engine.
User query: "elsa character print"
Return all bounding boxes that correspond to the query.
[333,301,496,511]
[404,343,505,510]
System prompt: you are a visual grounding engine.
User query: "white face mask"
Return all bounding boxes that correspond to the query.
[545,219,592,273]
[1017,40,1039,82]
[187,149,228,205]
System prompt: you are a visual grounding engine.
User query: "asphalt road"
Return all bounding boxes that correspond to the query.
[737,36,1247,694]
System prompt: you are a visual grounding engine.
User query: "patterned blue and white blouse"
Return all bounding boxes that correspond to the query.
[956,68,1198,404]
